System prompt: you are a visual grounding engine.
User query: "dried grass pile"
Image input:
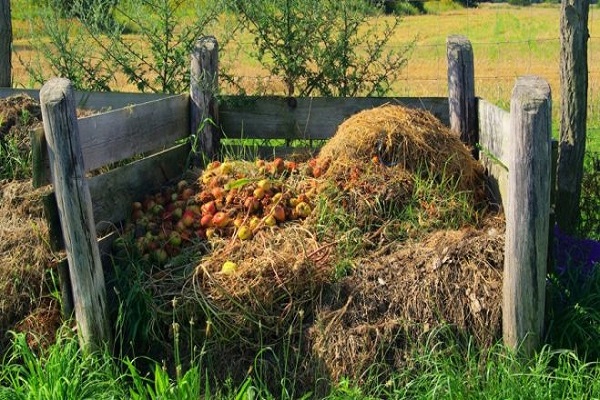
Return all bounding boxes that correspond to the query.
[0,180,59,351]
[309,217,505,383]
[318,104,485,194]
[182,225,335,348]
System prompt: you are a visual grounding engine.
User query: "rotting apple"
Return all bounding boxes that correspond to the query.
[181,210,195,227]
[295,201,312,218]
[237,225,253,240]
[212,212,231,228]
[272,204,286,222]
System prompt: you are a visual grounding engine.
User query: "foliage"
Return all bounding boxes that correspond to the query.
[21,0,221,93]
[42,0,119,31]
[508,0,532,6]
[20,6,114,91]
[579,153,600,241]
[226,0,414,97]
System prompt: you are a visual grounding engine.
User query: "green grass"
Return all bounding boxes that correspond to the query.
[4,321,600,399]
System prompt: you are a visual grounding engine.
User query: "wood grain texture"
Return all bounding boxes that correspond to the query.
[90,143,190,234]
[0,88,173,110]
[478,99,510,210]
[35,93,189,185]
[503,76,552,356]
[190,36,220,161]
[556,0,590,234]
[0,0,11,87]
[447,35,477,150]
[219,96,449,141]
[40,78,112,352]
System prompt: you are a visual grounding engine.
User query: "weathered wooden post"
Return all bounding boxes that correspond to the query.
[190,36,219,162]
[555,0,589,234]
[0,0,11,87]
[503,76,552,356]
[447,35,477,152]
[39,78,111,353]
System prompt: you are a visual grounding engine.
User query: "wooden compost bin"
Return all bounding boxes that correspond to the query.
[12,35,551,355]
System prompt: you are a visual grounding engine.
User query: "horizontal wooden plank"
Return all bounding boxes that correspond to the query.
[0,87,173,110]
[218,96,450,141]
[35,94,190,186]
[477,98,510,210]
[89,143,190,234]
[78,93,190,172]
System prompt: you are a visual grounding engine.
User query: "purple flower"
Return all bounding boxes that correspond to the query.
[553,225,600,278]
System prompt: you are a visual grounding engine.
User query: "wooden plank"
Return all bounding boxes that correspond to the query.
[36,93,190,186]
[40,78,112,352]
[503,76,552,356]
[0,88,173,110]
[89,143,190,234]
[218,96,449,141]
[478,98,510,210]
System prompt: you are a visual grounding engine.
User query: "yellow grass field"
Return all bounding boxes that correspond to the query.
[9,2,600,149]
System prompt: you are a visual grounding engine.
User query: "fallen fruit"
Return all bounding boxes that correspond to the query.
[237,225,253,240]
[295,201,312,218]
[221,261,237,274]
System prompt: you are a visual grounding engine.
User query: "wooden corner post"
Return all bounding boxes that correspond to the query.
[190,36,220,162]
[447,35,477,152]
[0,0,12,87]
[503,76,552,356]
[39,78,112,353]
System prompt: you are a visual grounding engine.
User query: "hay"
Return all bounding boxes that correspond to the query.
[309,217,505,382]
[0,180,56,352]
[182,225,335,348]
[318,104,485,194]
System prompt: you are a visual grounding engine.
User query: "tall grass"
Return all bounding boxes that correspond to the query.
[4,322,600,399]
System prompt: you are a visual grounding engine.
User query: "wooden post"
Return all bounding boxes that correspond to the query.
[447,35,477,152]
[190,36,219,162]
[555,0,589,234]
[0,0,11,87]
[503,76,552,356]
[39,78,111,353]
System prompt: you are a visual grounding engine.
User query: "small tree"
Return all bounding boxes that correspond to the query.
[228,0,413,97]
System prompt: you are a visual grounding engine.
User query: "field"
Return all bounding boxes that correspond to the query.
[2,1,600,399]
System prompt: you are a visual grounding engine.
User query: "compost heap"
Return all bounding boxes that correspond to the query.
[0,95,62,354]
[134,104,503,386]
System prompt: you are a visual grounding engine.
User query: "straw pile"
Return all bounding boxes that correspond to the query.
[318,104,485,195]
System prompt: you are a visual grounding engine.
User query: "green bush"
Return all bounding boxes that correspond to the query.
[227,0,414,97]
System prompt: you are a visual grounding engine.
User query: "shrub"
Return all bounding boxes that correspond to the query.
[227,0,414,97]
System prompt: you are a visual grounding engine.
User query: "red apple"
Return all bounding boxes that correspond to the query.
[212,212,230,228]
[201,201,217,216]
[200,214,213,228]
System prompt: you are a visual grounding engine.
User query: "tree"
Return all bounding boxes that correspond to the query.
[556,0,589,235]
[0,0,11,87]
